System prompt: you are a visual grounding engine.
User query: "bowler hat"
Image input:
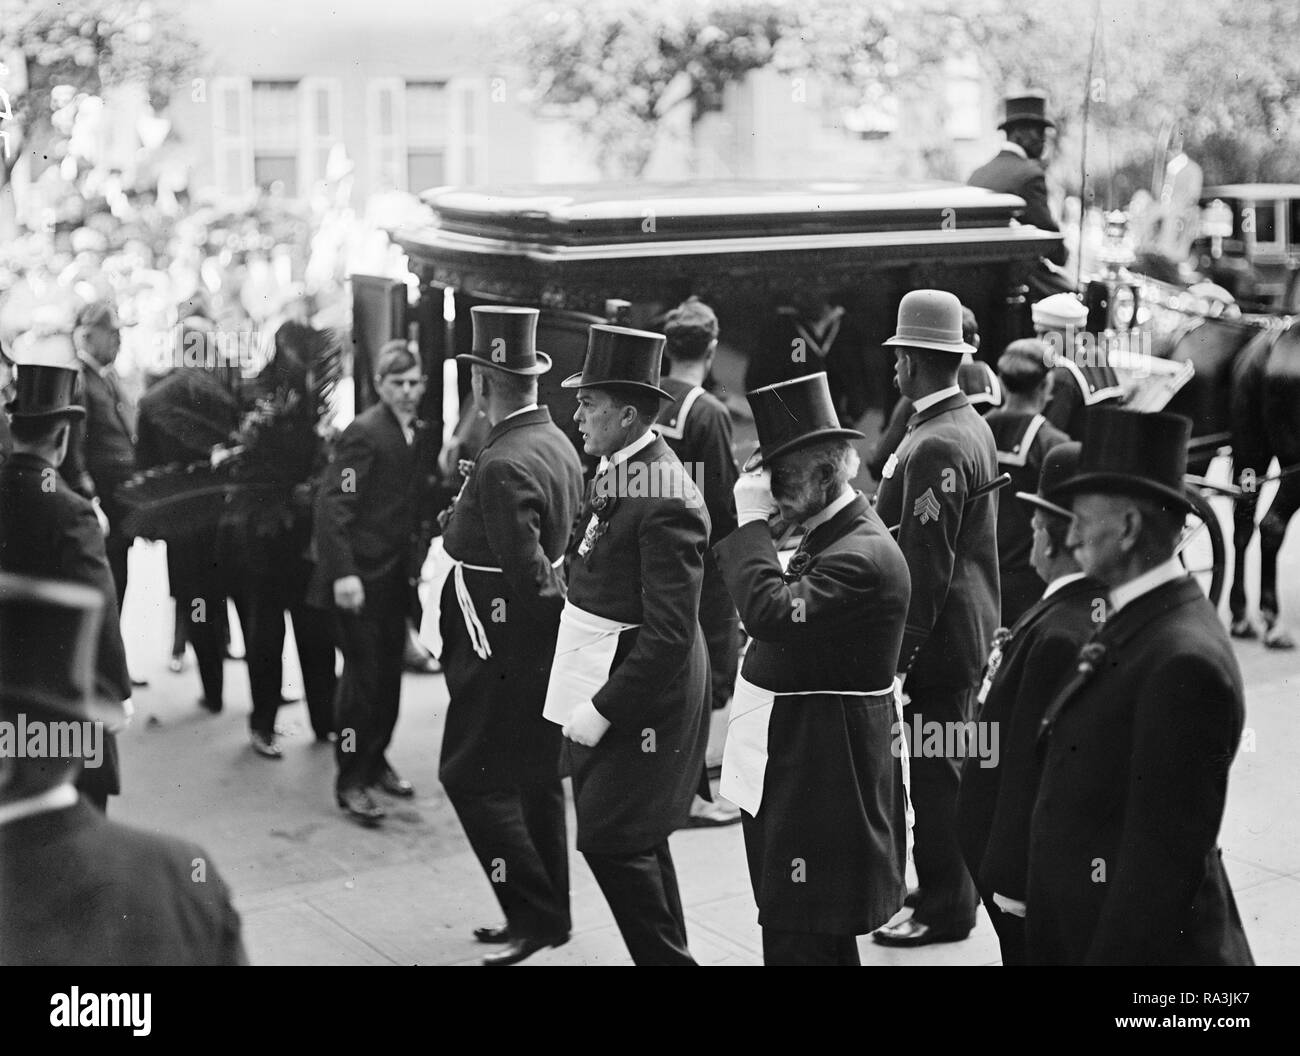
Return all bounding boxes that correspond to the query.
[0,572,124,725]
[999,92,1056,130]
[6,363,85,421]
[562,324,672,400]
[457,305,552,376]
[742,371,865,472]
[1032,293,1088,331]
[883,290,976,355]
[1053,408,1194,514]
[1016,441,1081,520]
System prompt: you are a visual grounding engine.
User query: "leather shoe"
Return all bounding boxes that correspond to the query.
[482,933,569,967]
[336,787,386,825]
[473,925,511,944]
[198,696,223,714]
[373,767,414,798]
[872,918,970,947]
[250,730,282,759]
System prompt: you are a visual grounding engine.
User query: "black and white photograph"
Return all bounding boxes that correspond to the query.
[0,0,1293,1018]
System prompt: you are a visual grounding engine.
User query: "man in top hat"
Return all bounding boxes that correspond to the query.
[983,339,1071,624]
[1028,408,1253,965]
[423,306,583,966]
[64,300,137,612]
[955,442,1107,965]
[0,362,130,813]
[309,341,431,825]
[871,290,1001,948]
[714,371,911,965]
[969,92,1066,268]
[543,324,711,965]
[1034,293,1123,440]
[0,571,247,965]
[653,295,743,826]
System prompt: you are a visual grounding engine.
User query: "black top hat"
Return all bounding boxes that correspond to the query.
[561,324,672,400]
[743,372,865,472]
[457,306,552,376]
[1053,408,1193,513]
[1016,441,1081,520]
[6,363,85,421]
[0,572,123,725]
[1000,92,1056,130]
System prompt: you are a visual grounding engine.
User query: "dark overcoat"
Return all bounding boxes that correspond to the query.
[1028,576,1254,965]
[562,435,711,855]
[437,406,582,790]
[714,495,911,934]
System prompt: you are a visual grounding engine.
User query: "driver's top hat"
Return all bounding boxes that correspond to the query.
[1053,408,1193,514]
[1000,92,1055,130]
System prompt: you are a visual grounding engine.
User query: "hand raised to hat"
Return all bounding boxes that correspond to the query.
[564,699,611,747]
[735,469,778,526]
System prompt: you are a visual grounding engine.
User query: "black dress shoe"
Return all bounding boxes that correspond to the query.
[482,933,569,966]
[872,918,970,947]
[373,767,415,798]
[198,696,223,714]
[336,787,386,825]
[473,925,511,944]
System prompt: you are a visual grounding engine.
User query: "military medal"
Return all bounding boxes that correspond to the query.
[578,492,616,562]
[977,626,1012,705]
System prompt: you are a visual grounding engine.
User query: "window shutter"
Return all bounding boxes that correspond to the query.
[211,76,253,194]
[368,78,407,191]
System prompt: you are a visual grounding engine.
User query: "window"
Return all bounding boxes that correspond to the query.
[211,77,252,193]
[252,80,300,195]
[301,77,343,188]
[406,81,449,192]
[368,78,406,190]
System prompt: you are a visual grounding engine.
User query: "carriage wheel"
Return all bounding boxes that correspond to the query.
[1177,485,1227,608]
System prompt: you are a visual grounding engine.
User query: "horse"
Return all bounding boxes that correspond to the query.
[1164,314,1300,648]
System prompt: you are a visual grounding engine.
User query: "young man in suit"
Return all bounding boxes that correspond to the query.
[544,324,711,966]
[983,339,1071,624]
[653,296,742,826]
[428,307,583,966]
[968,92,1067,269]
[64,300,137,612]
[0,364,130,814]
[955,442,1106,965]
[715,371,912,965]
[872,290,1001,948]
[0,571,247,965]
[310,342,429,825]
[1029,408,1254,965]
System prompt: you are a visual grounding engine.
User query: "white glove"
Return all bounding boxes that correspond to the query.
[734,469,778,526]
[564,699,612,747]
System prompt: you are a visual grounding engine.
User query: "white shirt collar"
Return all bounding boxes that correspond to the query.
[1002,140,1028,160]
[1042,570,1087,599]
[912,385,962,414]
[801,484,857,533]
[598,427,656,473]
[1108,556,1187,614]
[502,403,539,422]
[0,784,78,828]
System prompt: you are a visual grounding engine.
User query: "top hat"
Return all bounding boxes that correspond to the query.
[1053,408,1193,514]
[0,571,124,725]
[457,306,552,376]
[999,92,1056,130]
[561,324,672,400]
[6,363,85,421]
[1016,441,1082,520]
[1032,293,1088,330]
[742,372,865,472]
[883,290,976,355]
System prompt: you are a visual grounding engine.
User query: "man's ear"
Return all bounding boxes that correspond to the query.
[1119,504,1143,552]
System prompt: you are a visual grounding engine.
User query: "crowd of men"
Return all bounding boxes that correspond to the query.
[0,91,1257,968]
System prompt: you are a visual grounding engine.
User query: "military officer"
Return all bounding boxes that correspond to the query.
[715,371,911,965]
[1029,409,1253,965]
[423,306,583,967]
[871,290,1001,948]
[543,324,711,966]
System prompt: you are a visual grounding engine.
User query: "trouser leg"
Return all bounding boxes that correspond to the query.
[290,600,339,739]
[246,590,287,737]
[762,929,861,966]
[584,841,696,966]
[907,686,979,933]
[333,612,384,793]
